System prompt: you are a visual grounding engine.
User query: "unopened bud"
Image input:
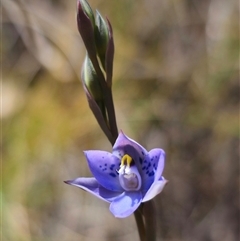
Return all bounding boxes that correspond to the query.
[95,11,109,69]
[78,0,95,27]
[82,55,103,101]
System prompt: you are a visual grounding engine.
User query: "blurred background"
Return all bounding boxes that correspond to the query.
[2,0,239,240]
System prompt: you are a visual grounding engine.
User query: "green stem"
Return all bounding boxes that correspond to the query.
[105,88,118,143]
[143,200,157,241]
[134,207,145,241]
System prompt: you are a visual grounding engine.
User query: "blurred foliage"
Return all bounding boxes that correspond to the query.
[2,0,239,240]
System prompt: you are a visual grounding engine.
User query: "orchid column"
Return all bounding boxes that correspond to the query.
[65,1,167,241]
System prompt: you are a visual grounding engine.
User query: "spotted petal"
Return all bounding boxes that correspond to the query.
[141,148,165,193]
[109,191,142,218]
[142,177,168,202]
[65,177,122,202]
[112,131,148,170]
[84,150,123,192]
[152,149,165,181]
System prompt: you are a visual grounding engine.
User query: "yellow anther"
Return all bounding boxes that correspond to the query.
[121,154,132,167]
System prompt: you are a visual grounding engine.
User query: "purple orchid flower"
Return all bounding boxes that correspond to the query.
[65,131,167,218]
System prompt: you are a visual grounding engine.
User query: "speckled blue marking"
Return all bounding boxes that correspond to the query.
[110,164,115,171]
[141,156,159,178]
[139,158,143,164]
[109,173,117,177]
[148,171,154,176]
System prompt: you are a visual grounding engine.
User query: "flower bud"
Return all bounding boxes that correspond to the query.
[82,55,107,121]
[95,11,109,69]
[78,0,95,27]
[82,55,103,101]
[77,0,97,66]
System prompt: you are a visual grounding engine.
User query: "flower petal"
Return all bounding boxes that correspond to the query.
[109,191,142,218]
[141,148,165,193]
[84,150,123,192]
[152,149,165,181]
[112,131,148,169]
[64,177,122,202]
[142,177,168,202]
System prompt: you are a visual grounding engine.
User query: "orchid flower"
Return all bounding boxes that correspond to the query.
[65,132,167,218]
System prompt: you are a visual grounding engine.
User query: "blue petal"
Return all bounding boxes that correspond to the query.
[84,150,123,192]
[141,148,165,193]
[109,191,142,218]
[65,177,123,202]
[152,149,165,181]
[142,177,168,202]
[112,131,148,170]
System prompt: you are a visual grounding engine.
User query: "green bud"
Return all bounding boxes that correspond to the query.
[78,0,95,27]
[95,10,109,69]
[82,55,103,101]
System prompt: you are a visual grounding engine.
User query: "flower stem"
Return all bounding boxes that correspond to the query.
[134,208,145,241]
[143,200,157,241]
